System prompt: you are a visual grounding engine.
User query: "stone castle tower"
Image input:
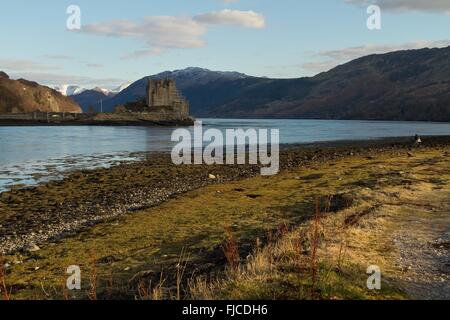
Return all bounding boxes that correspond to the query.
[146,79,189,116]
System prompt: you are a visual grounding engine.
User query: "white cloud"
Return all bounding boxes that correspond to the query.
[85,63,103,68]
[345,0,450,13]
[121,48,164,60]
[10,72,127,88]
[0,58,60,72]
[78,10,265,59]
[44,54,74,60]
[194,9,266,28]
[301,60,342,74]
[302,39,450,73]
[82,16,207,52]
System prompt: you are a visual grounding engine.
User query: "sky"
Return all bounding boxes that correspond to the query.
[0,0,449,88]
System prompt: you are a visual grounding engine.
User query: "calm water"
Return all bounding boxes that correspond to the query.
[1,119,449,192]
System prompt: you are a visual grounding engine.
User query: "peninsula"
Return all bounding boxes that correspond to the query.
[0,75,195,126]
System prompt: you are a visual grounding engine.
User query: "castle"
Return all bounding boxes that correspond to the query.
[145,79,189,116]
[111,78,193,125]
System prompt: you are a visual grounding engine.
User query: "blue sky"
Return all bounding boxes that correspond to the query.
[0,0,449,88]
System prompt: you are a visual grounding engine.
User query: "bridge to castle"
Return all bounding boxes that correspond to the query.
[0,112,90,123]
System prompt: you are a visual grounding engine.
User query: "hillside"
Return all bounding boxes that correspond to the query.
[212,46,450,121]
[80,46,450,121]
[0,72,82,114]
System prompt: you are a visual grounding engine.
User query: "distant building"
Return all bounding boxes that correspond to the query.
[146,79,189,116]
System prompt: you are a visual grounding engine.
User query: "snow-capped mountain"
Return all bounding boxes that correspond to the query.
[153,67,248,85]
[55,83,131,97]
[54,85,87,96]
[92,87,114,97]
[111,82,131,94]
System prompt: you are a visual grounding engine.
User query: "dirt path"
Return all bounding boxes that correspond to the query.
[389,186,450,299]
[328,152,450,300]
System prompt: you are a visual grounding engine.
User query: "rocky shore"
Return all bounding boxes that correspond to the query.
[1,136,450,255]
[0,112,195,126]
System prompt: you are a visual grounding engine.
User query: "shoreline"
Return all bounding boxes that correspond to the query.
[0,119,195,127]
[1,135,450,255]
[2,134,449,193]
[0,112,195,127]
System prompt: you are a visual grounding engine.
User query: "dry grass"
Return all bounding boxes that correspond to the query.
[222,228,240,273]
[106,267,114,299]
[135,249,190,301]
[150,273,167,300]
[0,255,11,300]
[136,272,167,300]
[309,199,323,297]
[87,251,98,300]
[62,277,70,300]
[176,248,189,300]
[188,190,415,300]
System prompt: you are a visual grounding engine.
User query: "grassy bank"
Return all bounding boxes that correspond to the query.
[1,143,449,300]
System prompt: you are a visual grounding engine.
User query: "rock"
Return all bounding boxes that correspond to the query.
[26,243,41,252]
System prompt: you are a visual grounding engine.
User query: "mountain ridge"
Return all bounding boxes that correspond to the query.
[44,46,450,121]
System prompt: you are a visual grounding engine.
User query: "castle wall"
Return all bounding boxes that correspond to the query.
[146,80,189,116]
